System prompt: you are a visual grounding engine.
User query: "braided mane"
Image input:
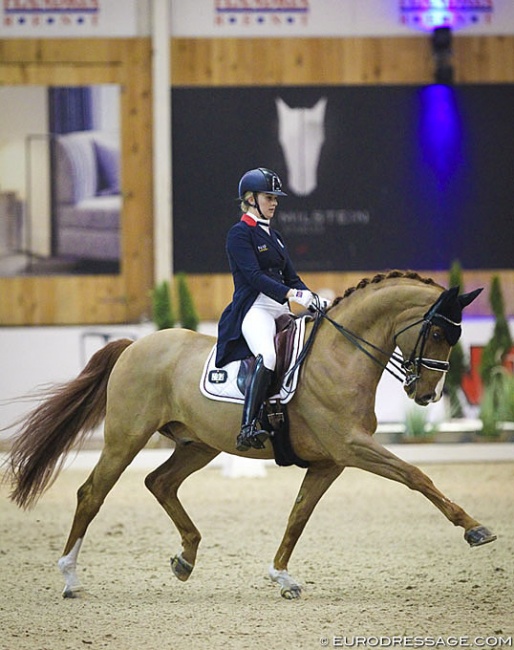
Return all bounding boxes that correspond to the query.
[330,270,442,309]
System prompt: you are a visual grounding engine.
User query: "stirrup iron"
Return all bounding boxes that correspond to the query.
[236,422,269,452]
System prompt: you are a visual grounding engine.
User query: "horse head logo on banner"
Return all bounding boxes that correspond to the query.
[276,96,327,196]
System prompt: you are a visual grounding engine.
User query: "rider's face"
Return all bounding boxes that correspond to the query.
[256,193,278,219]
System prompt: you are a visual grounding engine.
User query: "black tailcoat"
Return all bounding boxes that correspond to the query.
[215,215,308,367]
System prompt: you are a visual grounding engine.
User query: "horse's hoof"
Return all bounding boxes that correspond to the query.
[269,566,303,599]
[170,554,194,581]
[464,525,497,547]
[62,585,83,599]
[281,585,302,600]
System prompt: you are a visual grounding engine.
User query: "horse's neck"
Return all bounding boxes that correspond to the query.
[337,282,438,334]
[312,282,438,380]
[322,291,397,358]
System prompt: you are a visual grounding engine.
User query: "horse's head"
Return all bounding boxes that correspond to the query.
[395,286,482,405]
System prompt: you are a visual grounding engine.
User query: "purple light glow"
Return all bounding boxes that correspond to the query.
[418,84,462,188]
[400,1,494,33]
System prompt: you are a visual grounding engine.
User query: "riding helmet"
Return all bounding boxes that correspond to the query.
[238,168,287,199]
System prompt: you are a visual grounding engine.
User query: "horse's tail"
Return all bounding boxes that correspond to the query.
[4,338,133,510]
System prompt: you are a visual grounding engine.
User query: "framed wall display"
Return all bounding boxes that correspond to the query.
[0,85,122,278]
[172,84,514,275]
[0,39,153,325]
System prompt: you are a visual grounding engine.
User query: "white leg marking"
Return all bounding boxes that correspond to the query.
[58,538,83,598]
[269,564,303,599]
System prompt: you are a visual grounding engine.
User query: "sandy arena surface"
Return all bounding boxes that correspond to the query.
[0,459,513,650]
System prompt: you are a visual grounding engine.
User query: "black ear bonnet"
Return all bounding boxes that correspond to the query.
[424,287,482,346]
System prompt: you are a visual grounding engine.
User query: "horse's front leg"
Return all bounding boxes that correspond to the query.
[270,461,344,599]
[346,432,497,546]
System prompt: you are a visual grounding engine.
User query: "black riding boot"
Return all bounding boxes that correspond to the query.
[236,354,274,452]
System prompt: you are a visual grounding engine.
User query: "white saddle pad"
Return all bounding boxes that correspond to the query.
[200,316,307,405]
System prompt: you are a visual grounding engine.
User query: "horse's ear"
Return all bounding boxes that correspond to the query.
[458,287,483,309]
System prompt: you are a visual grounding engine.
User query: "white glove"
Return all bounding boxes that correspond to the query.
[309,294,332,311]
[289,289,314,309]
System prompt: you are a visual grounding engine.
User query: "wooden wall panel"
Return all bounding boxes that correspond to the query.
[118,40,154,320]
[0,39,126,63]
[0,64,120,85]
[455,36,514,82]
[172,36,514,87]
[0,39,153,325]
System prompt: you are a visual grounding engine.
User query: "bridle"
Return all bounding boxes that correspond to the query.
[392,315,451,388]
[289,294,453,391]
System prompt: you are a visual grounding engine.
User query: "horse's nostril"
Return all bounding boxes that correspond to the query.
[416,393,434,406]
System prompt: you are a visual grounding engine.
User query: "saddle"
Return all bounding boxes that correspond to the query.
[236,313,299,397]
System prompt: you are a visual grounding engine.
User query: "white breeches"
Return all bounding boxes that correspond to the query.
[241,294,289,371]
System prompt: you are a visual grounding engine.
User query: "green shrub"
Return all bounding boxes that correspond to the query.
[497,373,514,423]
[152,280,175,330]
[479,368,514,438]
[498,371,514,422]
[480,367,514,437]
[404,407,434,439]
[479,276,512,386]
[177,272,199,332]
[478,276,513,436]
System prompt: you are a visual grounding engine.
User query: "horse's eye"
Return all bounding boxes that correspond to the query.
[432,330,443,342]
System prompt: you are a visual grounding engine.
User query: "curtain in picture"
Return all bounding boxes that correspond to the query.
[48,87,93,134]
[48,86,93,257]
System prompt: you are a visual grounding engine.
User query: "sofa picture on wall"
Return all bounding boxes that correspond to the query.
[0,85,121,277]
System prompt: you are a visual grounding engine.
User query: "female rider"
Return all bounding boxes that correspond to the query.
[215,167,328,452]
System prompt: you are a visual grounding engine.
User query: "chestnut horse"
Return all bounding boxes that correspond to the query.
[4,271,496,599]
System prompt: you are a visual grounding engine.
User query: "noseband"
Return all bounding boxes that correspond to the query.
[392,317,450,389]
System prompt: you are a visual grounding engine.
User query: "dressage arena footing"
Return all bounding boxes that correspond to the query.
[1,443,510,477]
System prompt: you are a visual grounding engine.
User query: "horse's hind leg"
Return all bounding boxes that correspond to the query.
[144,440,220,583]
[347,432,496,546]
[270,461,344,599]
[58,436,150,598]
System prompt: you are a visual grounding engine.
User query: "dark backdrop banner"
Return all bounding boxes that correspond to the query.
[171,85,514,274]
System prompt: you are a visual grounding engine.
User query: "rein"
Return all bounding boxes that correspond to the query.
[286,295,450,389]
[320,310,407,383]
